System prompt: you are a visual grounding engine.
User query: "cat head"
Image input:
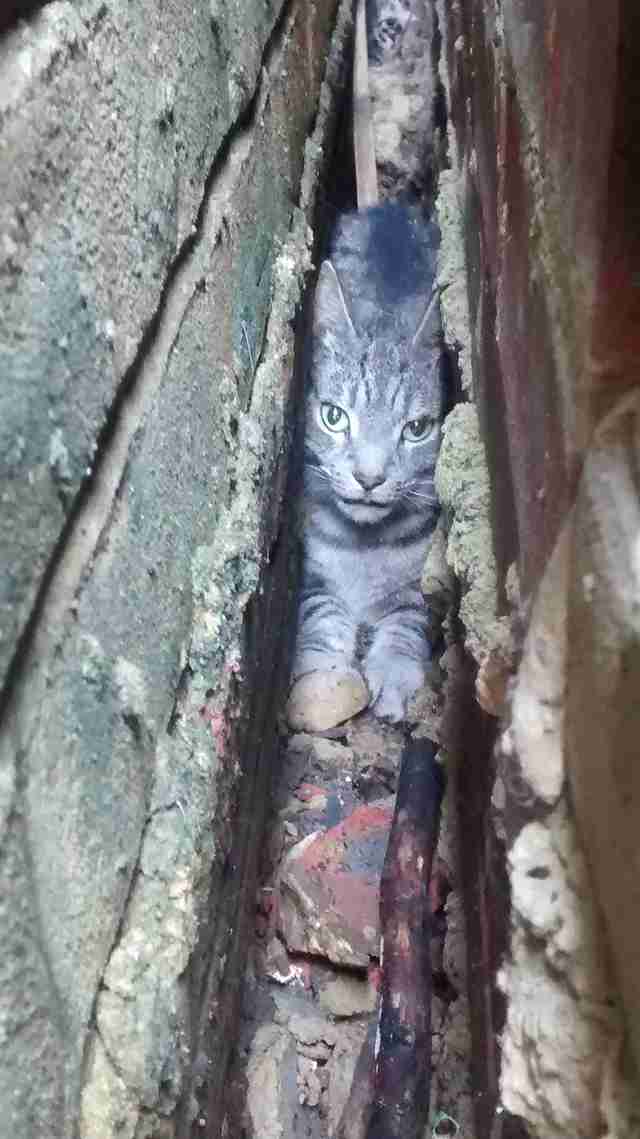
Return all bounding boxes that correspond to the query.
[306,259,444,528]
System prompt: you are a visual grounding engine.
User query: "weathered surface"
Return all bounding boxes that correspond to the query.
[278,801,394,968]
[499,804,630,1138]
[435,403,513,680]
[244,1007,370,1139]
[318,976,377,1020]
[246,1025,299,1139]
[327,1023,372,1135]
[435,0,640,1134]
[0,0,286,686]
[0,0,349,1134]
[333,1020,377,1139]
[566,393,640,1095]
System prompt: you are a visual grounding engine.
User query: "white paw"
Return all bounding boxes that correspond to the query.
[371,684,407,723]
[365,660,425,723]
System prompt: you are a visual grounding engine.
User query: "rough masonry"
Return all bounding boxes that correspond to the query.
[0,1,350,1135]
[434,0,640,1135]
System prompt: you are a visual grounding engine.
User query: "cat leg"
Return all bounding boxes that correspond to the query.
[288,594,368,731]
[292,592,360,677]
[364,606,430,722]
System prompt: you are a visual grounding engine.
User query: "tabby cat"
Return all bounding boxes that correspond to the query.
[289,203,444,723]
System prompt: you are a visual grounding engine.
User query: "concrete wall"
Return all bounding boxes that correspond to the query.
[0,1,350,1135]
[434,0,640,1134]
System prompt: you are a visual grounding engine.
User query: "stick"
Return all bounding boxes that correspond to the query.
[353,0,378,209]
[367,737,445,1139]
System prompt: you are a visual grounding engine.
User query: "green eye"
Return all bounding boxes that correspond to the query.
[320,402,350,433]
[402,416,433,442]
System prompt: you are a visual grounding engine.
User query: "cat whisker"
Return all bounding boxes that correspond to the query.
[306,464,332,482]
[406,479,436,491]
[405,490,439,505]
[307,465,354,496]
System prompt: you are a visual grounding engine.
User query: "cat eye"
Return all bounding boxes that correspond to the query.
[320,402,350,434]
[402,416,433,442]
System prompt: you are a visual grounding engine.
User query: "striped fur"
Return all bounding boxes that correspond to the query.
[293,203,444,721]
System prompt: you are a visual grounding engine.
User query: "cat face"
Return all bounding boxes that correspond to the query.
[305,260,444,527]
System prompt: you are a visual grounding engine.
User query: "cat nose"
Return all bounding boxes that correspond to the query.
[354,468,385,491]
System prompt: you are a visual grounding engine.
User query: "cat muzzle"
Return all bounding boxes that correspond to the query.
[338,496,395,523]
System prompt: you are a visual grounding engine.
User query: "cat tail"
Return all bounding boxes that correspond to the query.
[353,0,378,210]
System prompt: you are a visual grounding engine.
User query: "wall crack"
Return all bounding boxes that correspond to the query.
[0,0,299,808]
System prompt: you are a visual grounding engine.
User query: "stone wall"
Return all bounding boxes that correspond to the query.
[0,2,350,1135]
[434,0,640,1135]
[6,1,640,1135]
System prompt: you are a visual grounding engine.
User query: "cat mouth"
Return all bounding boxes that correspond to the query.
[338,497,394,521]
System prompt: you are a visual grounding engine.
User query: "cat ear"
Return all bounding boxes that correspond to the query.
[411,289,442,352]
[314,260,357,339]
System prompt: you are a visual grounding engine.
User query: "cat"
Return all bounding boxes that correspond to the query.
[288,202,444,724]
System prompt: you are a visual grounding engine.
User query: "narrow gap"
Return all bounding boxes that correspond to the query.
[219,4,482,1136]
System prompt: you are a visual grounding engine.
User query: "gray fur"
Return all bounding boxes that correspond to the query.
[293,203,444,721]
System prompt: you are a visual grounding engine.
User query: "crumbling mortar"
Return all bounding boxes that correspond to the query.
[93,1021,130,1091]
[81,789,210,1124]
[83,1026,178,1138]
[60,698,162,1112]
[77,845,147,1104]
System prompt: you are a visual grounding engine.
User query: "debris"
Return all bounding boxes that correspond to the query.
[318,975,377,1019]
[333,1019,377,1139]
[246,1026,297,1139]
[278,802,394,967]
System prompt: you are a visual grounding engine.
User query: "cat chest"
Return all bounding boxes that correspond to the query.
[306,531,429,617]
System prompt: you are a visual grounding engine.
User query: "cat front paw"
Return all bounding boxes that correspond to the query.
[287,668,369,732]
[366,661,425,724]
[371,683,409,723]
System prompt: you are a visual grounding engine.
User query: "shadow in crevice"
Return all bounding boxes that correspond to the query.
[0,0,57,36]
